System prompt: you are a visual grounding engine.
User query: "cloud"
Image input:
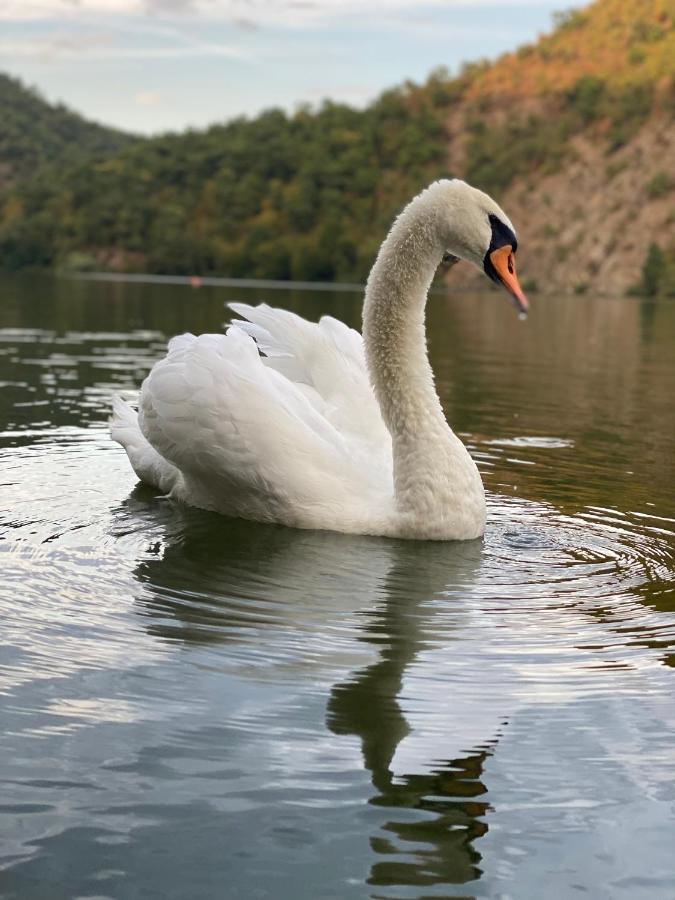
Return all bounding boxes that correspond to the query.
[231,17,259,31]
[0,0,558,25]
[135,89,161,104]
[0,27,249,61]
[142,0,200,12]
[0,1,140,17]
[0,32,113,60]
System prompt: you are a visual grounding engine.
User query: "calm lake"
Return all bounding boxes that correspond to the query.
[1,272,674,899]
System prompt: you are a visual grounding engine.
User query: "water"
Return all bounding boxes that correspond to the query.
[1,273,674,899]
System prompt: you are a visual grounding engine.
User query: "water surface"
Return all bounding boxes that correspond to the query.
[1,273,674,899]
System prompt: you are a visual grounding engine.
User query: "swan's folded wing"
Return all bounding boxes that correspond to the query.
[227,303,390,458]
[138,327,389,519]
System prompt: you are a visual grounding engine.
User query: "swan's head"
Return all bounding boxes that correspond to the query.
[433,179,528,315]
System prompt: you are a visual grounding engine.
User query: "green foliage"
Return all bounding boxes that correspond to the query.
[631,20,667,44]
[0,87,452,280]
[646,171,673,198]
[566,76,653,128]
[634,242,675,296]
[424,67,464,105]
[58,251,99,273]
[0,73,135,187]
[465,75,656,195]
[612,82,653,123]
[458,59,491,80]
[566,75,606,122]
[465,114,569,195]
[599,81,654,152]
[552,8,588,30]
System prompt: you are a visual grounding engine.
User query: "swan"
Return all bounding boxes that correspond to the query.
[111,179,527,541]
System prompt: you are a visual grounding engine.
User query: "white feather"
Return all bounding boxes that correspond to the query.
[111,179,519,540]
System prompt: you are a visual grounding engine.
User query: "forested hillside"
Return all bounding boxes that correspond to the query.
[0,0,674,295]
[0,96,447,278]
[0,74,135,189]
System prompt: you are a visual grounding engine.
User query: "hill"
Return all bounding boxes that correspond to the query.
[453,0,675,295]
[0,93,447,277]
[0,73,136,189]
[0,0,674,295]
[470,0,675,96]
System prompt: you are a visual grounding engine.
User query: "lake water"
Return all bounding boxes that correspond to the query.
[1,273,674,900]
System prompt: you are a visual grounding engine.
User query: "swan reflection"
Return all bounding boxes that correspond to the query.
[326,540,498,890]
[124,493,499,893]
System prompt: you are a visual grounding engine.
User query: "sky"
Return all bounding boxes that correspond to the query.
[0,1,587,135]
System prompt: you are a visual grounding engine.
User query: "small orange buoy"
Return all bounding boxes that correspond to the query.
[190,275,202,288]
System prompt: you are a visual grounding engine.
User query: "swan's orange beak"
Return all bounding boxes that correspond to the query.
[489,245,529,316]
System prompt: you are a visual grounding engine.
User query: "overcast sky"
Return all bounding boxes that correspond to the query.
[1,1,586,135]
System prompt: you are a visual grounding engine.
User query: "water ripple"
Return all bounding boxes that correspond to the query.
[2,282,675,899]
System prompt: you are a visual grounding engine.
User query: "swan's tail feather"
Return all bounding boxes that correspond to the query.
[228,302,305,358]
[110,395,181,494]
[110,394,138,434]
[228,302,362,365]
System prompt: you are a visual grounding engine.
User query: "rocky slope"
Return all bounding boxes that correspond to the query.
[441,0,675,295]
[498,117,675,296]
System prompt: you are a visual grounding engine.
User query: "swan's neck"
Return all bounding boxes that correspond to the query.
[362,194,483,527]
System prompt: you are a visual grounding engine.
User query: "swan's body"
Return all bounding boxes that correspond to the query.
[111,179,527,540]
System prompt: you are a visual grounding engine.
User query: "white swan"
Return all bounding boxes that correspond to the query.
[111,179,527,541]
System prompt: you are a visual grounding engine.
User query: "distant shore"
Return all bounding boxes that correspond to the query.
[71,271,366,293]
[69,271,497,296]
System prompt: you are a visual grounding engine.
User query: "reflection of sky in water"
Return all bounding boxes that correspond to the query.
[1,275,675,898]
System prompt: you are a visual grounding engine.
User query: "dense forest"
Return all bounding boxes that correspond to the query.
[1,0,674,295]
[0,89,449,281]
[0,74,136,188]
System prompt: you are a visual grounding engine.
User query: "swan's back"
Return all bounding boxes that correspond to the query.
[129,305,393,531]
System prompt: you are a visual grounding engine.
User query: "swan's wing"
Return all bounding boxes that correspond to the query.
[137,322,391,523]
[228,302,390,455]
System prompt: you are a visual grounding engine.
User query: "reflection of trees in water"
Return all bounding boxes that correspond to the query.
[431,294,675,519]
[327,541,500,891]
[122,493,499,893]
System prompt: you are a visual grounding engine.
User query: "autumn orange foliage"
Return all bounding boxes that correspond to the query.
[468,0,675,98]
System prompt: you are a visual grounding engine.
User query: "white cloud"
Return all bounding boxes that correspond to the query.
[0,28,249,61]
[0,1,145,17]
[135,89,161,104]
[0,0,556,26]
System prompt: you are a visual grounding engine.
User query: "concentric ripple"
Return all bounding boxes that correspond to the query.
[1,276,675,899]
